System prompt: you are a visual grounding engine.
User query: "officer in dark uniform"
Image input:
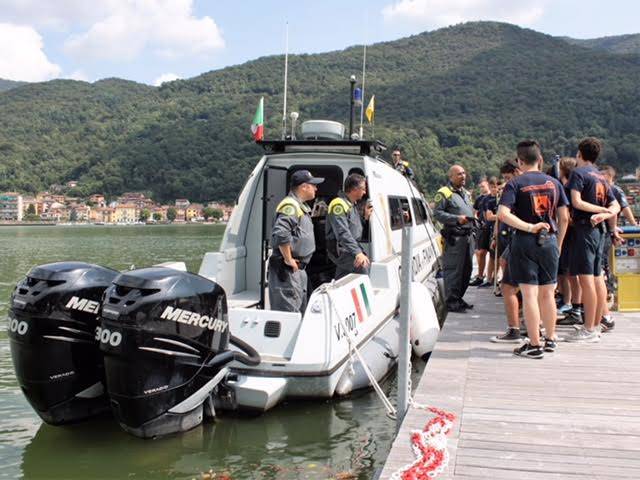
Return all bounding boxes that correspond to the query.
[433,164,475,312]
[269,170,324,313]
[326,173,373,279]
[391,149,415,180]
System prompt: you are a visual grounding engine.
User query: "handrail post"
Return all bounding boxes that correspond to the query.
[397,225,413,430]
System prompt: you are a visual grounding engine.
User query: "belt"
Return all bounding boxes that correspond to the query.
[514,230,557,236]
[269,256,308,271]
[444,229,472,237]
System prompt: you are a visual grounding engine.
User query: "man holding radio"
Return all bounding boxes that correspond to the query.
[498,140,569,358]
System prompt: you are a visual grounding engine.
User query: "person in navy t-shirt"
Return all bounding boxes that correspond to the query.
[564,138,620,344]
[498,140,569,359]
[470,180,490,286]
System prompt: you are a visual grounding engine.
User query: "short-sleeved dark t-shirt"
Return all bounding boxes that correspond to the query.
[611,184,629,209]
[567,165,615,223]
[500,171,568,232]
[473,194,487,212]
[482,195,498,227]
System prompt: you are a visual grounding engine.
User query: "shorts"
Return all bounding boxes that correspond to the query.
[510,232,560,286]
[558,227,573,275]
[476,226,492,251]
[569,224,605,277]
[500,244,517,287]
[496,232,510,259]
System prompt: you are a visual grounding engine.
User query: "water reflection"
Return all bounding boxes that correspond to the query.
[1,226,425,480]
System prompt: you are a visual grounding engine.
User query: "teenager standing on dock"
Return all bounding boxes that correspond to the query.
[564,138,620,342]
[497,140,569,358]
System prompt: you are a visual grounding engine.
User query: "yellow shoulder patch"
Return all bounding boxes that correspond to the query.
[278,204,297,216]
[330,204,346,215]
[437,186,453,199]
[328,197,350,216]
[434,193,443,203]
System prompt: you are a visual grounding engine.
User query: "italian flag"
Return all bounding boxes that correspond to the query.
[251,97,264,142]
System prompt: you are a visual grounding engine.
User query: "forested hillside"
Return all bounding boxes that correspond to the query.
[563,33,640,55]
[0,79,24,92]
[1,21,639,202]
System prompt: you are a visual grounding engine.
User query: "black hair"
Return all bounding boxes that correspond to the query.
[516,140,542,166]
[344,173,365,193]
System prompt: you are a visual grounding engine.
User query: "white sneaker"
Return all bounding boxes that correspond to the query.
[565,326,600,343]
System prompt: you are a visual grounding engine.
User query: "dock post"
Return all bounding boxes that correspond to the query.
[397,225,413,430]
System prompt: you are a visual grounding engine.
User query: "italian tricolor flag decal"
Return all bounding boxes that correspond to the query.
[350,283,372,323]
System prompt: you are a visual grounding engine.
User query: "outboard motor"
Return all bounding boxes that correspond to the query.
[100,267,260,438]
[8,262,119,424]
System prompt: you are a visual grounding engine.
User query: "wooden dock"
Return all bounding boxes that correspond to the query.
[379,287,640,479]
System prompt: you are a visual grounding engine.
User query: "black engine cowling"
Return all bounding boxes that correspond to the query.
[8,262,119,424]
[99,267,257,438]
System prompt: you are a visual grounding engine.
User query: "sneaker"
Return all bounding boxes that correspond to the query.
[513,342,544,359]
[557,303,573,316]
[469,276,484,287]
[460,300,474,310]
[491,327,522,343]
[600,315,615,332]
[543,338,558,352]
[565,326,600,343]
[478,280,493,288]
[557,310,583,326]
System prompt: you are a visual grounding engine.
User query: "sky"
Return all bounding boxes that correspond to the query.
[0,0,639,86]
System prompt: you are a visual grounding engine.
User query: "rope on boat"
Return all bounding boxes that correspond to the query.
[320,282,397,419]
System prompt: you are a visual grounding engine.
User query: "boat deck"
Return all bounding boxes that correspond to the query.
[379,287,640,479]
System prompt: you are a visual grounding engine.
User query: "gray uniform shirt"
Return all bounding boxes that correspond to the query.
[326,192,364,257]
[433,183,474,230]
[271,192,315,263]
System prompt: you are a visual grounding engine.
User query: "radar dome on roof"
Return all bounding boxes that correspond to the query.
[301,120,345,140]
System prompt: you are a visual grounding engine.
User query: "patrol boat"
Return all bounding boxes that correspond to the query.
[8,119,445,437]
[199,119,445,412]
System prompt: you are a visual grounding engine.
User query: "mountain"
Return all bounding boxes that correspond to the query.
[562,33,640,56]
[1,21,640,202]
[0,79,25,92]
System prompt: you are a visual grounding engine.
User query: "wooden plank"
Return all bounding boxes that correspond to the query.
[378,286,640,480]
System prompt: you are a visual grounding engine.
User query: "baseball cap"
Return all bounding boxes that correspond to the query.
[290,170,325,187]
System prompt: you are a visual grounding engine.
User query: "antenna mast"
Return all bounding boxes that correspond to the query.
[282,22,289,139]
[359,13,369,139]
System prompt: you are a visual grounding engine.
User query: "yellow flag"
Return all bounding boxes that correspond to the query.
[365,95,375,123]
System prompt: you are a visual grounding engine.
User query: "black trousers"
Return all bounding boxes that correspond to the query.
[442,234,473,305]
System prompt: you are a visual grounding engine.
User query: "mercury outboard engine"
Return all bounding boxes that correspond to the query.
[8,262,119,424]
[100,267,259,438]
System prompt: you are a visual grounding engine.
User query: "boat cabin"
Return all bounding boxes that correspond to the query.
[199,133,441,313]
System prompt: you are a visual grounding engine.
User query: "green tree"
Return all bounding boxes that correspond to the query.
[167,207,177,222]
[26,204,36,215]
[153,212,163,221]
[139,208,151,221]
[202,207,223,220]
[69,209,78,222]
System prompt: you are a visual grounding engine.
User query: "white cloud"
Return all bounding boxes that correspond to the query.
[66,69,90,81]
[63,0,225,62]
[0,23,61,81]
[0,1,116,30]
[382,0,546,29]
[153,72,181,86]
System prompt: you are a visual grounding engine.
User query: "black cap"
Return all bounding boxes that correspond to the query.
[290,170,325,187]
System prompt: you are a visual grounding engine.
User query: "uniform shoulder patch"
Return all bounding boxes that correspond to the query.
[279,204,297,216]
[330,204,346,215]
[434,193,443,203]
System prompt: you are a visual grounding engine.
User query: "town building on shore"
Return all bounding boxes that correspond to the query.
[0,192,23,221]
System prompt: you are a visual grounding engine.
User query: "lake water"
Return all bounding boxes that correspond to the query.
[0,225,424,480]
